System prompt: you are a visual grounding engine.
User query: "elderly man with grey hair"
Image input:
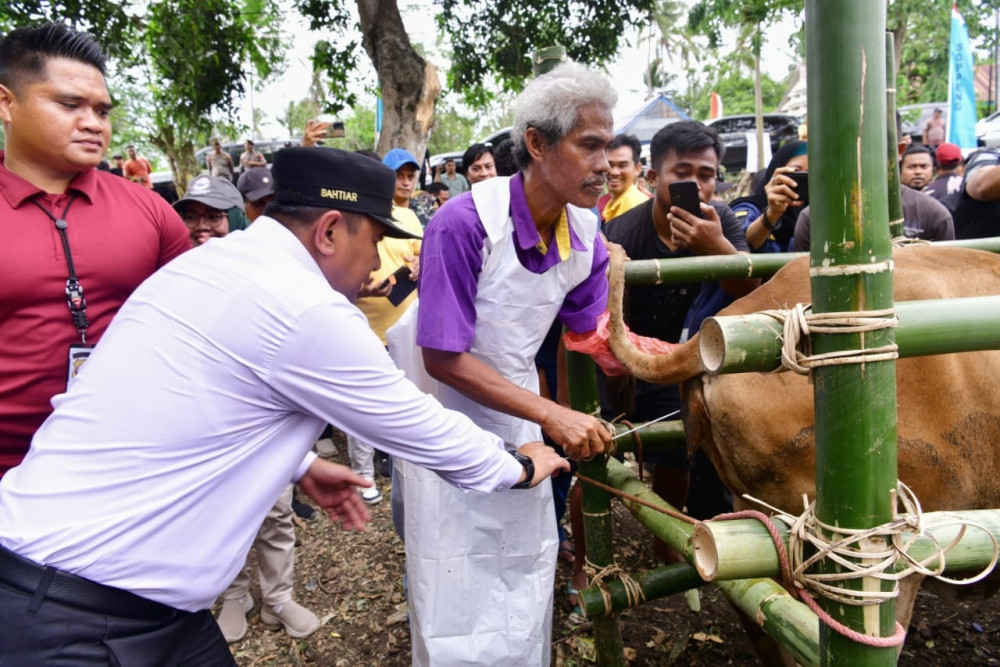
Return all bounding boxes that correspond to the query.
[388,62,616,666]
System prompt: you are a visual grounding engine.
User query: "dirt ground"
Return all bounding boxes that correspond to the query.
[223,435,1000,665]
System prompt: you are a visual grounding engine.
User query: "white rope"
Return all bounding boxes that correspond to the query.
[759,303,899,375]
[745,482,1000,608]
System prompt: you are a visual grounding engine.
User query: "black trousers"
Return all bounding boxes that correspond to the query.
[0,547,235,666]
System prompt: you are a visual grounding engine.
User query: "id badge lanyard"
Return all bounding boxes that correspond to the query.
[30,194,93,386]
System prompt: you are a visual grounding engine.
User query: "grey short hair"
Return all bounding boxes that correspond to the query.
[512,62,618,168]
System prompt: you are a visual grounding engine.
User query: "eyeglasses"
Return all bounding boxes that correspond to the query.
[182,210,227,228]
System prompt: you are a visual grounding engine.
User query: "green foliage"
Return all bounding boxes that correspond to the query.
[0,0,285,191]
[427,100,478,155]
[339,103,377,151]
[688,0,801,56]
[278,98,322,138]
[435,0,657,107]
[293,0,362,114]
[683,64,785,119]
[889,0,997,106]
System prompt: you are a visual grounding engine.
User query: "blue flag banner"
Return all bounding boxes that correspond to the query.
[948,5,977,149]
[376,97,384,135]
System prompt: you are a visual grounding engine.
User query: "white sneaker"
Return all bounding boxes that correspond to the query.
[359,482,382,504]
[216,593,253,643]
[314,438,338,458]
[260,599,321,639]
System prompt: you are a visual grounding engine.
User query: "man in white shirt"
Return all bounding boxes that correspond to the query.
[0,147,568,666]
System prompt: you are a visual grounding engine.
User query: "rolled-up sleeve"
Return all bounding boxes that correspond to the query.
[268,301,522,492]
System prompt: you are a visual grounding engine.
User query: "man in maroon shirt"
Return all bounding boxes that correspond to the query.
[0,23,189,475]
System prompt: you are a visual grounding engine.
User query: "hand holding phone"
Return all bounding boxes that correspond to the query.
[788,171,809,207]
[667,181,703,219]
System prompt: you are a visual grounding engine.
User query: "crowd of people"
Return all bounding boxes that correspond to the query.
[2,19,1000,667]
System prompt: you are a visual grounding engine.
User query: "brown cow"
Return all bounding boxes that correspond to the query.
[608,243,1000,514]
[606,243,1000,657]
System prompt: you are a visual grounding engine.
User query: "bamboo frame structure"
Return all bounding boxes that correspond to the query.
[807,2,898,661]
[565,350,625,666]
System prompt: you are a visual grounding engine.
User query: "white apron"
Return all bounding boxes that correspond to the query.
[387,177,598,666]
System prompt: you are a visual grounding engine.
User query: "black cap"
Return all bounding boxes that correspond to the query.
[271,147,420,240]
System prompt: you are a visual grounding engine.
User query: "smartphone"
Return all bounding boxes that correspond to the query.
[326,121,346,138]
[667,181,703,219]
[789,171,809,206]
[377,264,412,290]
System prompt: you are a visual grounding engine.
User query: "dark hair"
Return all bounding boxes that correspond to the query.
[901,143,934,167]
[461,143,494,171]
[264,201,363,233]
[112,154,122,160]
[425,182,447,195]
[608,133,642,164]
[444,158,456,165]
[0,23,106,92]
[492,139,518,177]
[649,121,724,171]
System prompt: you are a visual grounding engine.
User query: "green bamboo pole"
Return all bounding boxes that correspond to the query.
[603,457,821,665]
[701,295,1000,375]
[886,31,904,239]
[608,420,687,453]
[565,349,625,665]
[578,563,706,617]
[622,238,1000,286]
[692,509,1000,582]
[807,1,898,663]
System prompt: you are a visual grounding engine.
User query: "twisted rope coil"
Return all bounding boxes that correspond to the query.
[759,304,899,374]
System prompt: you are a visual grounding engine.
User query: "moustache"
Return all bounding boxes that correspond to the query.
[584,178,607,189]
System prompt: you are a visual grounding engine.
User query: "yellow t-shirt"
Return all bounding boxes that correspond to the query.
[356,205,423,343]
[602,184,650,223]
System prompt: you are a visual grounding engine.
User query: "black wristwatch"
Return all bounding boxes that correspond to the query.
[510,451,534,489]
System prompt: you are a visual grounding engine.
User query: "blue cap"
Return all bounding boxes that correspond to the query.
[383,148,419,172]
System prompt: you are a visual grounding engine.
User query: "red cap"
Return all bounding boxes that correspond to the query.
[936,143,962,167]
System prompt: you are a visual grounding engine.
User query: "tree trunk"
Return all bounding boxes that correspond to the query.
[356,0,440,160]
[150,122,200,197]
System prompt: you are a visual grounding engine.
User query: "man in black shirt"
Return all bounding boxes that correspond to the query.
[601,120,757,544]
[951,148,1000,240]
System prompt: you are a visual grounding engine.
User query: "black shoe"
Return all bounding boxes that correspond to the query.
[291,488,315,520]
[374,451,392,478]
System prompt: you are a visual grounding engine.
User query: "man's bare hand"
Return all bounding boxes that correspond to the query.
[540,404,610,460]
[298,458,372,531]
[302,119,331,148]
[515,441,571,486]
[668,203,731,256]
[357,276,393,299]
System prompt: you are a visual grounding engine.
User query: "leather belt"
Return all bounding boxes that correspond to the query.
[0,544,178,621]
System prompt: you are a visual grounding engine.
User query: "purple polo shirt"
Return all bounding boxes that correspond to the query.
[417,173,609,353]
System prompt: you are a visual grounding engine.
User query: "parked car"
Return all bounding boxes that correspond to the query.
[898,103,947,143]
[707,114,800,175]
[194,138,291,173]
[150,170,179,204]
[976,109,1000,148]
[427,126,512,174]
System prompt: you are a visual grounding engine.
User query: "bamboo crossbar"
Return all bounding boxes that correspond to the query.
[692,509,1000,583]
[609,420,687,452]
[701,295,1000,375]
[622,237,1000,286]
